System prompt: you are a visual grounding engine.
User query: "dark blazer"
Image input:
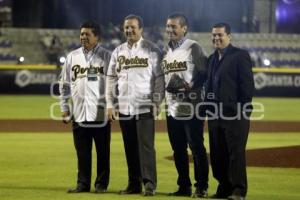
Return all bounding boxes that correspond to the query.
[205,44,254,115]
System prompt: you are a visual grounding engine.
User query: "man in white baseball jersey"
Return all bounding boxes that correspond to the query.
[59,21,111,194]
[163,13,209,198]
[106,14,164,196]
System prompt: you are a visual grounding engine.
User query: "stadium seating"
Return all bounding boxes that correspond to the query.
[0,27,299,67]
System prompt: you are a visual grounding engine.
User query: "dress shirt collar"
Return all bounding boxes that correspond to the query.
[215,44,231,60]
[127,37,143,49]
[83,43,100,55]
[168,37,186,50]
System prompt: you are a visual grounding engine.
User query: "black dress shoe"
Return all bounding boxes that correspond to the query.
[119,186,142,195]
[213,184,231,199]
[168,187,192,196]
[95,186,107,193]
[210,193,229,199]
[143,182,155,196]
[227,194,245,200]
[191,188,208,198]
[144,188,155,196]
[67,186,90,193]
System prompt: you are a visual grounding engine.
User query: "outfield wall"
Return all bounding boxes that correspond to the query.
[253,68,300,97]
[0,65,60,95]
[1,65,300,97]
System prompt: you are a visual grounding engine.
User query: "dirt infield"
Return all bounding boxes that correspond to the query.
[1,119,300,132]
[166,145,300,168]
[246,145,300,168]
[0,119,299,168]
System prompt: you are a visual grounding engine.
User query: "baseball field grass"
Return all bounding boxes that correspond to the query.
[0,132,300,200]
[0,95,300,200]
[0,95,300,121]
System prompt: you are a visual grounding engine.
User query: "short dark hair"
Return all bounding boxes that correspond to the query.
[124,14,144,28]
[212,22,231,34]
[80,20,102,37]
[167,12,189,27]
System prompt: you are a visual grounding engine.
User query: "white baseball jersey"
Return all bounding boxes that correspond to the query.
[59,43,111,122]
[106,37,164,115]
[163,38,207,117]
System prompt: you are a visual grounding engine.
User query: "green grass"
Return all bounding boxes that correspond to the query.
[251,97,300,121]
[0,95,60,119]
[247,132,300,149]
[0,132,300,200]
[0,95,300,121]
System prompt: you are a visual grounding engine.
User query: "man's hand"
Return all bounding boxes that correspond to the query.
[153,105,161,119]
[62,111,71,124]
[107,108,118,121]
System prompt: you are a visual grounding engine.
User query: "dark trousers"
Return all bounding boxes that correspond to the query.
[208,117,249,196]
[119,112,157,189]
[166,115,209,190]
[72,121,111,189]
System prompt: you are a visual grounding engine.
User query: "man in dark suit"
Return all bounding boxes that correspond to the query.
[205,23,254,200]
